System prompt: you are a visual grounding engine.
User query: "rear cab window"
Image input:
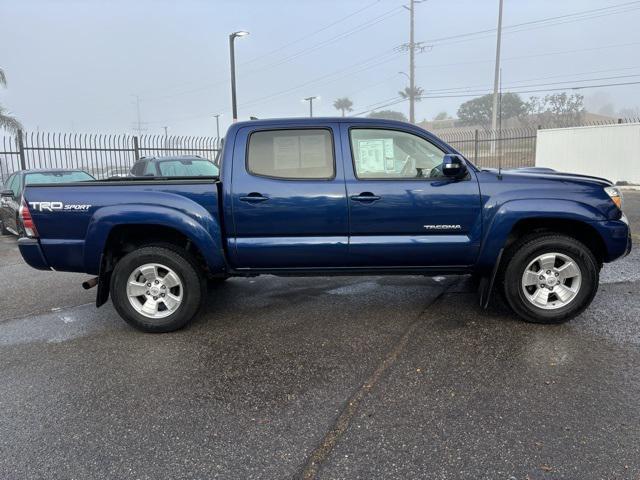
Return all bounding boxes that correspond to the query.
[157,159,218,177]
[25,171,94,185]
[247,129,334,180]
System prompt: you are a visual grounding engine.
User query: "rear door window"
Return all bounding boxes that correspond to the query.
[247,129,334,179]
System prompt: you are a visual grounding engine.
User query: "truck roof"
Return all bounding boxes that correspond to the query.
[232,117,423,130]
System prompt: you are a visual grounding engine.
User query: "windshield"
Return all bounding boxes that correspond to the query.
[25,171,94,185]
[157,159,219,176]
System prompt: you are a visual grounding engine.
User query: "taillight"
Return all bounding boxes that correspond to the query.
[19,199,39,238]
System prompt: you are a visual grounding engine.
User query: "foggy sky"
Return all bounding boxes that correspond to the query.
[1,0,639,137]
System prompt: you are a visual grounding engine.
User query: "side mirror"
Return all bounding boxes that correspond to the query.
[0,189,14,198]
[442,154,467,178]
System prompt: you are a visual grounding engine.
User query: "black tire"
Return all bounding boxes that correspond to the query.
[502,233,599,324]
[110,245,206,333]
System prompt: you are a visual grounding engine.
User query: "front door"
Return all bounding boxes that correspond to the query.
[229,124,349,269]
[342,125,482,267]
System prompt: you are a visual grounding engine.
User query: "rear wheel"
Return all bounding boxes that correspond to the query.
[502,234,598,324]
[110,245,205,332]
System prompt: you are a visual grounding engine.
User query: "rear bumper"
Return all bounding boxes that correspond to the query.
[17,238,51,270]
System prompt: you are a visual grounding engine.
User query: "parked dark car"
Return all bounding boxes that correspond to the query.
[129,155,219,177]
[0,169,94,236]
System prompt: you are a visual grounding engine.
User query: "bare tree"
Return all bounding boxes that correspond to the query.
[523,92,584,127]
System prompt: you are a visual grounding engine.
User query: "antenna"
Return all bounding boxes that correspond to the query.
[497,67,503,179]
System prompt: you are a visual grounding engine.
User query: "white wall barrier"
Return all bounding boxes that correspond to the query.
[535,123,640,184]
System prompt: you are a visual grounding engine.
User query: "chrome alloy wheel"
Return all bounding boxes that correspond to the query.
[521,252,582,310]
[126,263,183,319]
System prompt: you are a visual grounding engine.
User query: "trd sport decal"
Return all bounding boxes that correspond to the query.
[29,201,92,212]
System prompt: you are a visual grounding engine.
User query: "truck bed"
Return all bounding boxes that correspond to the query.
[22,178,221,274]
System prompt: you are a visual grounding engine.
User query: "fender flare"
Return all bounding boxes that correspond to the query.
[83,203,226,275]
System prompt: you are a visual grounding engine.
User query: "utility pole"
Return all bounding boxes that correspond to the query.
[132,95,146,135]
[401,0,425,124]
[163,126,169,149]
[409,0,416,124]
[491,0,504,135]
[304,96,317,117]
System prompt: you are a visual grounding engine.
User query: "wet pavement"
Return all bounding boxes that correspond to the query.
[0,193,638,480]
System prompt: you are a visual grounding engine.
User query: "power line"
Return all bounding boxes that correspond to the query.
[420,72,640,96]
[416,41,640,70]
[239,0,381,66]
[242,6,404,75]
[354,79,640,116]
[138,5,403,103]
[415,65,640,94]
[238,50,401,109]
[354,98,408,116]
[418,80,640,100]
[423,0,640,45]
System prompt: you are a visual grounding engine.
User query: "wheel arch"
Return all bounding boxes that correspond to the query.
[477,199,609,272]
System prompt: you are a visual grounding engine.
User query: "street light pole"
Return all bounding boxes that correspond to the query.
[213,114,221,140]
[409,0,416,124]
[229,31,249,123]
[304,96,317,117]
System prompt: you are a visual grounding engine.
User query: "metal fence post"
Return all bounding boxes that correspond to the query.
[532,125,540,163]
[132,136,140,161]
[17,129,27,170]
[473,129,479,163]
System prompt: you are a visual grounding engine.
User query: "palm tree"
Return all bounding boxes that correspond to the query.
[0,67,22,133]
[398,86,424,123]
[333,97,354,117]
[398,86,424,101]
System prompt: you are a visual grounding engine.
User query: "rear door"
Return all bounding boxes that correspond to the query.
[341,124,482,267]
[229,123,349,268]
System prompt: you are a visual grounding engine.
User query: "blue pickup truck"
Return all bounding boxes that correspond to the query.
[17,118,631,332]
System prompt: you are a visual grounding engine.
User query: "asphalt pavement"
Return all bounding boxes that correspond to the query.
[0,192,638,480]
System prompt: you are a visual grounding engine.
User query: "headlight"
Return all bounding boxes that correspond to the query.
[604,186,623,210]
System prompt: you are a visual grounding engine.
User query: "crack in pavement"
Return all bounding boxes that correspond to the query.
[295,278,457,480]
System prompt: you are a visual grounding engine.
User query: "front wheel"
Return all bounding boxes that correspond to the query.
[502,234,599,324]
[110,245,205,332]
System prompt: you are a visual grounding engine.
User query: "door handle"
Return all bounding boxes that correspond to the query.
[350,192,381,203]
[239,192,269,203]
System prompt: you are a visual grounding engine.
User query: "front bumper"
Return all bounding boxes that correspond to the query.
[597,215,632,262]
[17,237,51,270]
